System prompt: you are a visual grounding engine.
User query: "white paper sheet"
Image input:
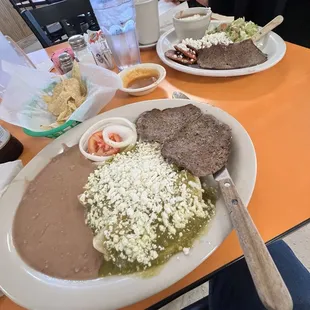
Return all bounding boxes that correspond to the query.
[27,49,54,72]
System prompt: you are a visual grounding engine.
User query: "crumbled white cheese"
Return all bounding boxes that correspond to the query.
[201,32,232,48]
[182,32,232,50]
[81,142,213,267]
[182,38,203,50]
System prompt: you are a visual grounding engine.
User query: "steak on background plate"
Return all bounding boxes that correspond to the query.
[197,39,267,70]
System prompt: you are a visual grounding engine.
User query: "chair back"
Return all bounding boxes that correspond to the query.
[20,0,98,47]
[28,0,95,26]
[10,0,62,11]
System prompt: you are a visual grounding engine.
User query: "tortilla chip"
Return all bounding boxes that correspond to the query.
[51,82,65,102]
[63,78,81,96]
[80,81,87,97]
[75,95,86,108]
[42,61,88,129]
[68,99,77,111]
[57,105,72,122]
[71,61,87,96]
[42,95,52,104]
[47,91,72,116]
[71,61,81,82]
[40,121,65,130]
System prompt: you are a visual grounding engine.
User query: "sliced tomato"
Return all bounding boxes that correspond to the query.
[87,131,121,156]
[109,132,122,143]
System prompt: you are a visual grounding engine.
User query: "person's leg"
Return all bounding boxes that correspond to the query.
[209,240,310,310]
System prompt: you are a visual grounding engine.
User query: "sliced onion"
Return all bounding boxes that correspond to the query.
[79,117,137,162]
[103,125,136,149]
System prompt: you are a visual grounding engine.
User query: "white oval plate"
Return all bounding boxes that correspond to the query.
[156,20,286,77]
[0,99,256,310]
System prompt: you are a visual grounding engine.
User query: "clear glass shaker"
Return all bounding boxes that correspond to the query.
[68,35,96,65]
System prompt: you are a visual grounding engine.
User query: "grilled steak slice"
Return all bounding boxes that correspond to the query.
[174,45,197,60]
[165,50,196,65]
[186,44,200,54]
[161,114,232,176]
[197,39,267,70]
[136,104,202,144]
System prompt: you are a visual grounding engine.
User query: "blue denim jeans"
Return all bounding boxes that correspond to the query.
[184,240,310,310]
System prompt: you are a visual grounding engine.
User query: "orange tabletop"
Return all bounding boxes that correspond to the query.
[1,42,310,310]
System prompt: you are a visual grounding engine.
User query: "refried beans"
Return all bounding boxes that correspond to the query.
[13,145,102,280]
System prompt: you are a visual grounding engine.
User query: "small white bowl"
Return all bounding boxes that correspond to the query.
[79,117,137,162]
[118,63,166,96]
[173,7,212,41]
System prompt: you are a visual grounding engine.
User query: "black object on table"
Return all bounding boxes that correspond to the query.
[17,0,99,48]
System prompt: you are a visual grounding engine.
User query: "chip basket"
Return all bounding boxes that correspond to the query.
[23,120,81,139]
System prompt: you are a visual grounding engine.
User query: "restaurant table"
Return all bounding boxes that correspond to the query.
[1,41,310,310]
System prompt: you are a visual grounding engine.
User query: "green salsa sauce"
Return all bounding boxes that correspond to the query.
[98,176,216,277]
[98,211,214,277]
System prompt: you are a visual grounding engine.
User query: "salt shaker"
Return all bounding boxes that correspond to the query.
[68,35,96,65]
[58,52,73,74]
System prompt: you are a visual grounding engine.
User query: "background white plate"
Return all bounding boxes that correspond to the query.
[156,21,287,77]
[0,99,257,310]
